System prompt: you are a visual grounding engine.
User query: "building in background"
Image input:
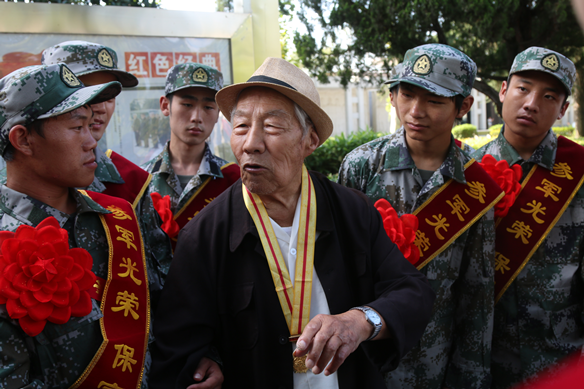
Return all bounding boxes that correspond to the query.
[0,0,280,168]
[315,81,579,136]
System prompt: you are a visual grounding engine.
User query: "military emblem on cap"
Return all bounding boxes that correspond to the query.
[413,55,432,76]
[193,67,208,84]
[541,53,560,72]
[61,66,82,88]
[97,48,114,68]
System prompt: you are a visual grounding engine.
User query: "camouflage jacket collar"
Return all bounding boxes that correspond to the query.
[497,126,557,171]
[0,185,110,227]
[386,127,467,184]
[150,141,225,194]
[88,146,125,192]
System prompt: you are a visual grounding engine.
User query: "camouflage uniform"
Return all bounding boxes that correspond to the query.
[143,63,236,230]
[339,44,495,389]
[42,41,172,277]
[143,141,233,216]
[0,64,164,388]
[0,187,163,388]
[472,48,582,389]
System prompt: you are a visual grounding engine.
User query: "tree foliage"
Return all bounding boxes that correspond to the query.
[8,0,159,6]
[293,0,584,119]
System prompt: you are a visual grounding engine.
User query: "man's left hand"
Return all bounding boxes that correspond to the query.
[292,310,384,376]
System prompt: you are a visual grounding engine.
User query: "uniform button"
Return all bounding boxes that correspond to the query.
[290,248,297,255]
[279,335,287,345]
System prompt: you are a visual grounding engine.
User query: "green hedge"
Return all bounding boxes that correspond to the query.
[452,124,477,139]
[305,129,386,176]
[489,124,503,138]
[552,126,574,137]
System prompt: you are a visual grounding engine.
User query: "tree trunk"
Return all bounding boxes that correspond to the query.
[576,60,584,137]
[473,79,502,118]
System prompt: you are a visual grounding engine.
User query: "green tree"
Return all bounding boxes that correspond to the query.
[294,0,584,132]
[8,0,159,6]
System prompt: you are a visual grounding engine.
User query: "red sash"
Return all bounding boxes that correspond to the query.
[454,139,469,151]
[413,159,504,269]
[494,136,584,302]
[103,150,152,209]
[72,191,150,389]
[171,163,240,249]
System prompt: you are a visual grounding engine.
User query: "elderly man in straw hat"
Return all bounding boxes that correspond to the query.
[149,58,435,389]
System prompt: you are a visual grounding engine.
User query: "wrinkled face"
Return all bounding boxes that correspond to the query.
[230,87,319,196]
[393,83,463,144]
[78,72,117,142]
[500,71,569,142]
[30,106,98,188]
[161,87,219,147]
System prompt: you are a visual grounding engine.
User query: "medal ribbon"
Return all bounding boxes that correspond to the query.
[242,165,316,336]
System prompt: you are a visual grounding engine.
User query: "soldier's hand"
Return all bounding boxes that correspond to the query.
[187,357,223,389]
[292,310,377,376]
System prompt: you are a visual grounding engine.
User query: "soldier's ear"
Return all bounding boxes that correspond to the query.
[8,125,34,156]
[456,95,474,119]
[160,96,171,117]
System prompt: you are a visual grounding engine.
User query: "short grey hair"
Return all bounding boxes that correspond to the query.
[230,92,314,139]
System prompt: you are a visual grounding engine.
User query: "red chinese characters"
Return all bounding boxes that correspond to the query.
[0,217,96,336]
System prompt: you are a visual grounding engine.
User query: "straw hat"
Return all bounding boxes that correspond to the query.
[216,57,333,146]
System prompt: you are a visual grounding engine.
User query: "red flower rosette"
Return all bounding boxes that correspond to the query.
[0,217,96,336]
[374,199,420,265]
[151,192,180,239]
[478,154,522,218]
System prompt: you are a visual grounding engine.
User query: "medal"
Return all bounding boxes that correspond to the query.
[292,354,309,373]
[243,165,317,374]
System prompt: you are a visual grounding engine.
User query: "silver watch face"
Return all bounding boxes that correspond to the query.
[365,309,382,326]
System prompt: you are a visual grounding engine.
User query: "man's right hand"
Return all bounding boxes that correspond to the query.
[186,357,223,389]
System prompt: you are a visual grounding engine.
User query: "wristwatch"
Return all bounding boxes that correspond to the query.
[350,306,382,341]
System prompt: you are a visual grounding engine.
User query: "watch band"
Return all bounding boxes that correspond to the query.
[350,306,382,341]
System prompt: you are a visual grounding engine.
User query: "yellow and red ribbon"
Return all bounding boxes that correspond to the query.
[242,165,316,336]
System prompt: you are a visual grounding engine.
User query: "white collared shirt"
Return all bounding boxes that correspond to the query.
[269,196,340,389]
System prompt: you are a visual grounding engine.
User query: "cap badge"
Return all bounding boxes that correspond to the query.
[541,53,560,72]
[61,66,81,88]
[413,54,432,76]
[97,48,114,68]
[193,68,208,83]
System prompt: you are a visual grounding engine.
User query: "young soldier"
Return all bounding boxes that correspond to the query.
[471,47,583,389]
[39,41,172,275]
[143,63,240,249]
[0,64,161,388]
[339,44,503,389]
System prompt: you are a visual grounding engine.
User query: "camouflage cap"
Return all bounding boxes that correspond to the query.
[42,40,139,88]
[509,47,575,95]
[165,63,223,96]
[386,43,477,97]
[0,64,122,156]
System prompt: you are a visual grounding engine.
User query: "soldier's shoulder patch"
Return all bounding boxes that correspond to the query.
[97,48,114,68]
[413,54,432,76]
[541,53,560,72]
[193,67,208,83]
[61,66,81,88]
